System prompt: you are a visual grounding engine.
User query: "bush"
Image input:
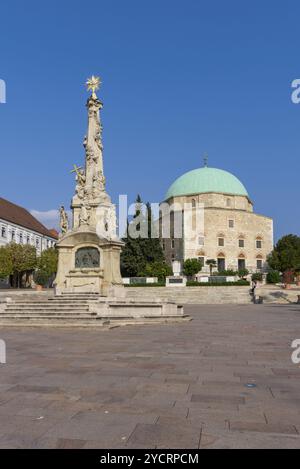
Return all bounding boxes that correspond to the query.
[33,270,49,287]
[183,258,202,278]
[237,269,249,279]
[124,282,166,287]
[252,273,263,282]
[267,271,281,284]
[138,261,172,281]
[283,270,294,285]
[186,280,250,287]
[214,270,237,277]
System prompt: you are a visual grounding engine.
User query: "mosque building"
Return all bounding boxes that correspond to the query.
[161,161,273,274]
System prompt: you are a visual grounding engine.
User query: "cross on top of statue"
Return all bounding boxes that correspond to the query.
[71,164,83,176]
[86,75,101,99]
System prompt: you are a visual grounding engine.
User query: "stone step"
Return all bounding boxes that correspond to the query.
[0,319,110,327]
[5,306,90,312]
[1,311,96,316]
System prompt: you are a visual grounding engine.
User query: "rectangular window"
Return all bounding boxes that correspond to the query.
[11,230,15,241]
[257,259,263,270]
[171,239,175,249]
[19,233,23,244]
[238,259,246,270]
[218,238,224,247]
[198,257,205,267]
[256,240,262,249]
[239,239,245,248]
[229,220,234,228]
[1,226,6,238]
[198,237,204,246]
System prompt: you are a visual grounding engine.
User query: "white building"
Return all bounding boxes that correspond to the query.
[0,197,58,254]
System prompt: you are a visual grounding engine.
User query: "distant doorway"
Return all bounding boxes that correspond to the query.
[217,258,225,272]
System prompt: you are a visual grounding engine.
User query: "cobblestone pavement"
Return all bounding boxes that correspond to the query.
[0,304,300,449]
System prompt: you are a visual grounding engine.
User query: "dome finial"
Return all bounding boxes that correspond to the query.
[203,153,208,167]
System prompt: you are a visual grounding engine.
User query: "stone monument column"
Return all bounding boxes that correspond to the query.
[54,76,124,296]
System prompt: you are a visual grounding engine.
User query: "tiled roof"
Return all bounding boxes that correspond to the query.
[0,197,58,239]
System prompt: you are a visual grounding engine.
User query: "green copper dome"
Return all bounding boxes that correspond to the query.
[165,167,249,200]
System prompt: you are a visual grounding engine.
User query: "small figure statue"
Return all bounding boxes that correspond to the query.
[59,206,69,234]
[105,206,117,239]
[85,145,94,162]
[79,202,91,226]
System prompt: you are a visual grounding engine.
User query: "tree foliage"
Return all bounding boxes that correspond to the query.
[268,234,300,273]
[183,258,203,278]
[38,248,58,276]
[0,246,13,279]
[121,195,165,277]
[139,261,172,281]
[206,259,217,275]
[0,243,37,287]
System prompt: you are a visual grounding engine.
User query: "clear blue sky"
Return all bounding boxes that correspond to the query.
[0,0,299,239]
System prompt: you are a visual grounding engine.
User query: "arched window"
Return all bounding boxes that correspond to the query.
[256,255,263,270]
[238,253,246,270]
[217,253,226,272]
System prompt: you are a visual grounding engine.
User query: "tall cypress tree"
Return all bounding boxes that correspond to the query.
[120,196,165,277]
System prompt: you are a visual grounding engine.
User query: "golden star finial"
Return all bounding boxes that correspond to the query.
[86,75,101,98]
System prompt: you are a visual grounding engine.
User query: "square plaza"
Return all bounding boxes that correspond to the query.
[0,303,299,449]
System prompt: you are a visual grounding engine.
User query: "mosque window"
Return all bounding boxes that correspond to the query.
[239,239,245,248]
[238,258,246,270]
[198,237,204,246]
[229,219,234,228]
[226,198,232,207]
[256,259,263,270]
[256,239,262,249]
[218,238,225,247]
[217,257,225,272]
[198,257,205,267]
[192,198,196,208]
[171,239,175,249]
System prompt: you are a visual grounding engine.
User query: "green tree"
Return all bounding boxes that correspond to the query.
[268,234,300,273]
[121,195,165,277]
[139,261,172,281]
[206,259,217,276]
[183,258,203,278]
[0,246,13,279]
[267,270,281,284]
[238,268,249,279]
[6,243,37,288]
[38,248,58,277]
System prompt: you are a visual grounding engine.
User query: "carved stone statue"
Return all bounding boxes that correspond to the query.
[79,202,91,226]
[85,145,94,162]
[59,206,69,234]
[104,206,117,239]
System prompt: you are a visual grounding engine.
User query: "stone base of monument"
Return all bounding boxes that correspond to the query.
[0,292,190,328]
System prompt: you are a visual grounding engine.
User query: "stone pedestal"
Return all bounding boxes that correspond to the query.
[54,228,124,296]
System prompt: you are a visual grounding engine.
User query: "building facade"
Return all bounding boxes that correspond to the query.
[0,197,57,254]
[161,166,273,274]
